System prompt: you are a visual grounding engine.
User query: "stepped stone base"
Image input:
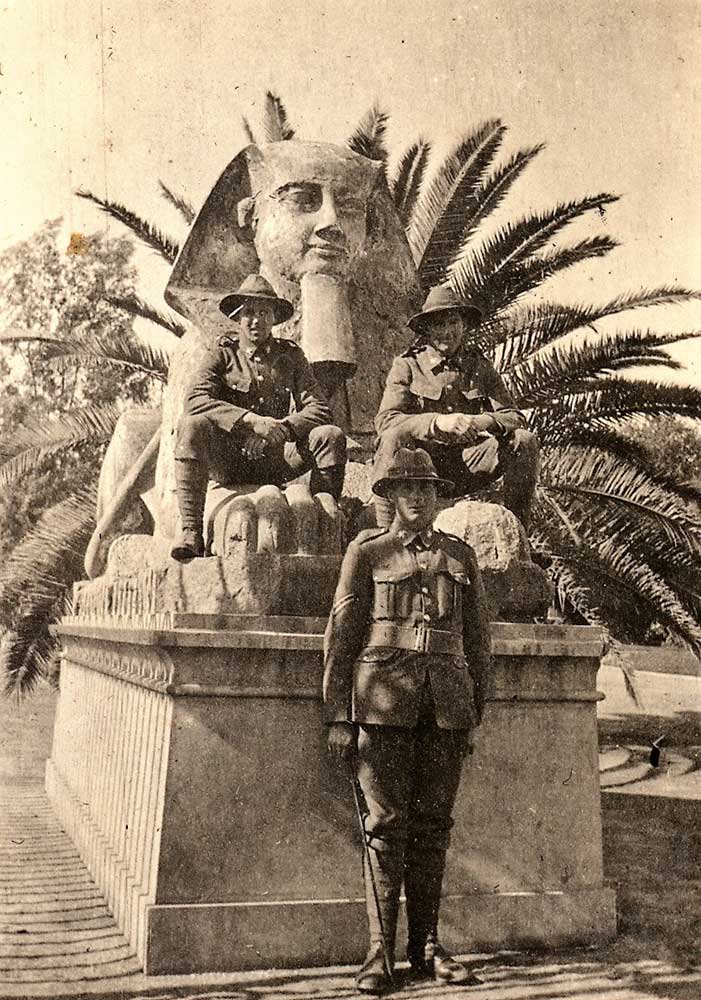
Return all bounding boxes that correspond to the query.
[47,617,615,974]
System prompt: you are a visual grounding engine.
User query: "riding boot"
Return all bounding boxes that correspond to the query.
[171,459,208,561]
[357,846,402,994]
[310,463,345,502]
[405,844,481,985]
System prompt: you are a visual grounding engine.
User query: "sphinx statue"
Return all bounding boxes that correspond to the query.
[84,140,422,579]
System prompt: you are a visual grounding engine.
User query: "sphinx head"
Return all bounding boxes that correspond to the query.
[237,142,379,285]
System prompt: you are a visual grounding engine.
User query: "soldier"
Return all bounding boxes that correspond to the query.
[375,284,539,529]
[324,447,491,994]
[171,274,347,561]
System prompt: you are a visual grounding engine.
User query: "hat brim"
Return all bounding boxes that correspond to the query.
[408,302,482,334]
[219,291,294,325]
[372,474,454,499]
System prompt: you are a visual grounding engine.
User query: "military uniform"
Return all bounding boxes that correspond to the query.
[323,479,491,989]
[176,333,345,488]
[171,273,346,561]
[374,339,538,526]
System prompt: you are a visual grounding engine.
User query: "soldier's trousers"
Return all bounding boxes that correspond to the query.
[175,414,346,488]
[356,685,470,856]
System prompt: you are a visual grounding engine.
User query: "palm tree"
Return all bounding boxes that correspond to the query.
[3,91,701,693]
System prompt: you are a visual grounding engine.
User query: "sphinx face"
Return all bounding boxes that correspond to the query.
[243,142,380,284]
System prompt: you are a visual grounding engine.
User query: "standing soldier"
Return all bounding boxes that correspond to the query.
[375,284,539,529]
[324,447,492,994]
[171,274,347,560]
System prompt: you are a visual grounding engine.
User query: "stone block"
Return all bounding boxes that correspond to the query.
[436,500,553,620]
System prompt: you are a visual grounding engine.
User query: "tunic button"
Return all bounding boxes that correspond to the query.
[423,613,431,622]
[256,374,264,382]
[421,586,429,595]
[259,397,265,404]
[446,406,453,412]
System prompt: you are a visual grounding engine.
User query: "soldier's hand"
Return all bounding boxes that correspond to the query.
[327,722,357,761]
[434,413,481,444]
[243,433,267,460]
[242,415,290,450]
[264,422,291,450]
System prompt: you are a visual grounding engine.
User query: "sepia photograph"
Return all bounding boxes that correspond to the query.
[0,2,699,998]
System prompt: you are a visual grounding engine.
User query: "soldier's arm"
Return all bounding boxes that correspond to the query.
[184,348,251,433]
[286,348,334,440]
[476,357,527,435]
[322,538,373,723]
[461,545,492,724]
[374,357,436,441]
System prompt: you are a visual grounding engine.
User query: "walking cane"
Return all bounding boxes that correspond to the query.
[347,758,393,982]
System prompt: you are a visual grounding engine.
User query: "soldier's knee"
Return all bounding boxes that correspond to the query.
[308,424,347,464]
[377,426,417,456]
[175,414,212,457]
[513,428,539,454]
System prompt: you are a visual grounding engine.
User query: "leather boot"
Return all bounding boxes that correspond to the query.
[357,847,402,994]
[405,845,482,986]
[310,463,345,502]
[171,459,207,561]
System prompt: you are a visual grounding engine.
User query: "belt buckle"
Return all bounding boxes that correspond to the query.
[414,623,430,653]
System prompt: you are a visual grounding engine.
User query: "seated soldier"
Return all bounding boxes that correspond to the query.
[171,274,347,561]
[374,284,538,529]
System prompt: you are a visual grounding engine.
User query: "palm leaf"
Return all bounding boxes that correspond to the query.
[483,236,617,314]
[75,190,180,262]
[450,193,618,312]
[492,287,701,370]
[389,140,431,227]
[409,120,506,280]
[509,329,698,407]
[534,379,701,443]
[158,181,195,224]
[41,331,170,381]
[0,487,97,695]
[347,102,389,163]
[448,145,544,265]
[261,91,296,142]
[108,294,187,338]
[0,403,122,483]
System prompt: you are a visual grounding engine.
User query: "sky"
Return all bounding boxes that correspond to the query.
[1,0,700,373]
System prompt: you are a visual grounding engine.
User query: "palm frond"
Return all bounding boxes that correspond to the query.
[389,140,431,228]
[450,193,618,312]
[0,486,97,695]
[347,103,389,163]
[108,294,187,338]
[533,379,701,443]
[261,91,296,142]
[41,331,170,381]
[448,145,544,264]
[509,329,698,407]
[75,190,180,262]
[485,236,618,314]
[492,287,701,370]
[0,403,122,484]
[158,181,195,224]
[409,120,506,279]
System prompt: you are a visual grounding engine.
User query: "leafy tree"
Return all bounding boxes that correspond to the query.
[0,221,168,693]
[4,91,701,693]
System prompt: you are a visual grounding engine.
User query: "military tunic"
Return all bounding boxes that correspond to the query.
[175,334,345,487]
[323,523,491,853]
[374,340,538,519]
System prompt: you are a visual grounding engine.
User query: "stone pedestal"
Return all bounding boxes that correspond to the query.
[47,617,615,974]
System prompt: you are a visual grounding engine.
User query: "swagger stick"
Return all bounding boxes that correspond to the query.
[347,759,393,982]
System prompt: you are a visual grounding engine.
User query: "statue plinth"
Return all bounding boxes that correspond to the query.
[47,616,615,974]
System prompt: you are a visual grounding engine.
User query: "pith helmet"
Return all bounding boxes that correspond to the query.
[219,274,294,325]
[408,284,482,335]
[372,447,454,498]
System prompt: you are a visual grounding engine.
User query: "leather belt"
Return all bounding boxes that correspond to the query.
[364,622,463,656]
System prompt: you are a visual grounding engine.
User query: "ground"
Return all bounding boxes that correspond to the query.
[0,657,698,1000]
